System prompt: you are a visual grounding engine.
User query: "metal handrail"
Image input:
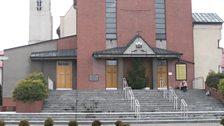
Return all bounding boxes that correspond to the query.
[135,99,141,120]
[181,99,188,119]
[123,77,141,120]
[163,88,178,110]
[192,77,205,89]
[123,78,128,90]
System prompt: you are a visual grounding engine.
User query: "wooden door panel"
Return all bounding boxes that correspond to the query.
[65,75,72,88]
[106,65,117,88]
[157,65,167,88]
[56,61,72,89]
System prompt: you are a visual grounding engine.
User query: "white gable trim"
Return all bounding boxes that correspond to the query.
[124,37,155,55]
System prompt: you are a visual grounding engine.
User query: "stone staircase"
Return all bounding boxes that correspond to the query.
[0,89,224,125]
[42,90,130,113]
[175,89,224,111]
[133,90,175,112]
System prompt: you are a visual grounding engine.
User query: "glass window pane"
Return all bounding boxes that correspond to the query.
[176,64,187,80]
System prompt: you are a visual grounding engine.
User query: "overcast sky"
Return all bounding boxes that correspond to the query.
[0,0,223,51]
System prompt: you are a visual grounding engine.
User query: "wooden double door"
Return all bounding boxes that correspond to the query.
[56,61,72,89]
[106,60,118,88]
[157,60,168,88]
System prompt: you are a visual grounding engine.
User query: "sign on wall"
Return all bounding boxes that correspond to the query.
[89,74,99,81]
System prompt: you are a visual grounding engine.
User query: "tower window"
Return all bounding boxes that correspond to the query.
[37,0,42,11]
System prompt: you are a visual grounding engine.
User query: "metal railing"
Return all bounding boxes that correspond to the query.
[159,78,165,88]
[164,88,188,118]
[169,88,178,110]
[123,78,141,120]
[163,88,178,110]
[135,99,141,120]
[192,77,205,89]
[180,99,188,119]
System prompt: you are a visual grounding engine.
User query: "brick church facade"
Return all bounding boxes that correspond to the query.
[76,0,193,89]
[2,0,223,107]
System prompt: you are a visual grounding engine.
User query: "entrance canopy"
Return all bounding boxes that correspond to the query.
[93,35,182,58]
[30,49,77,60]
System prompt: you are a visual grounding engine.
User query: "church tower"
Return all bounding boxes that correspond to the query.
[29,0,52,44]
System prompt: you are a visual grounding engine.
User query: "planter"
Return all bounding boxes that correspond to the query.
[0,106,6,112]
[16,100,43,113]
[205,84,224,103]
[5,106,16,111]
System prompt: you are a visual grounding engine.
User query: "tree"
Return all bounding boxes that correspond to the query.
[127,58,147,89]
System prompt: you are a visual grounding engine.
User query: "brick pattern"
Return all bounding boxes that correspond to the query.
[57,36,77,50]
[77,0,106,90]
[3,97,16,107]
[166,0,194,88]
[117,0,156,47]
[76,0,194,90]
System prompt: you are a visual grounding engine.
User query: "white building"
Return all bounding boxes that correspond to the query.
[29,0,53,44]
[193,13,223,89]
[59,6,76,37]
[0,51,6,86]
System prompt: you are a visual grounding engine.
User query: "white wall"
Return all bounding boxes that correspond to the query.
[60,6,76,37]
[29,0,52,44]
[194,24,222,83]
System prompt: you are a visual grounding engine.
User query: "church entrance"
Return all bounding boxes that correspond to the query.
[106,60,118,89]
[157,60,168,88]
[56,61,72,89]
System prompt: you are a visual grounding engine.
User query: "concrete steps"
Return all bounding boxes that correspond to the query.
[42,90,130,113]
[175,89,224,111]
[0,89,223,125]
[133,90,175,112]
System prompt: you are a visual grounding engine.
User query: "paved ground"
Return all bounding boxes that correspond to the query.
[7,122,223,126]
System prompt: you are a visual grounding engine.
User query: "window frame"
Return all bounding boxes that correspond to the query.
[37,0,42,11]
[175,63,187,81]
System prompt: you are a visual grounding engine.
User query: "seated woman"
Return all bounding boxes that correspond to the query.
[180,81,187,92]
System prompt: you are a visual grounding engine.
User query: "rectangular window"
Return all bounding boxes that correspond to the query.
[176,64,187,80]
[106,0,117,41]
[155,0,166,40]
[37,0,42,11]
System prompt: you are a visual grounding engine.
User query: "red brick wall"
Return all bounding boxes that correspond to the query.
[77,0,106,90]
[166,0,194,88]
[57,36,77,50]
[3,98,16,107]
[168,59,194,88]
[117,0,156,47]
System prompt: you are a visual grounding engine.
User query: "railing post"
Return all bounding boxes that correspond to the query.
[122,77,141,120]
[163,89,167,98]
[180,99,188,119]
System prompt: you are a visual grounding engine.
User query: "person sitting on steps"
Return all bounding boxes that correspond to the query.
[180,81,187,92]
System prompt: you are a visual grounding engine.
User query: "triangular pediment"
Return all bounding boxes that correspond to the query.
[123,36,155,55]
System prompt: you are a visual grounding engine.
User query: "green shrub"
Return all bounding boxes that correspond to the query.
[220,118,224,126]
[206,71,224,89]
[68,120,78,126]
[44,117,54,126]
[19,120,29,126]
[91,120,101,126]
[127,58,147,89]
[218,79,224,96]
[12,72,48,102]
[0,120,5,126]
[115,120,122,126]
